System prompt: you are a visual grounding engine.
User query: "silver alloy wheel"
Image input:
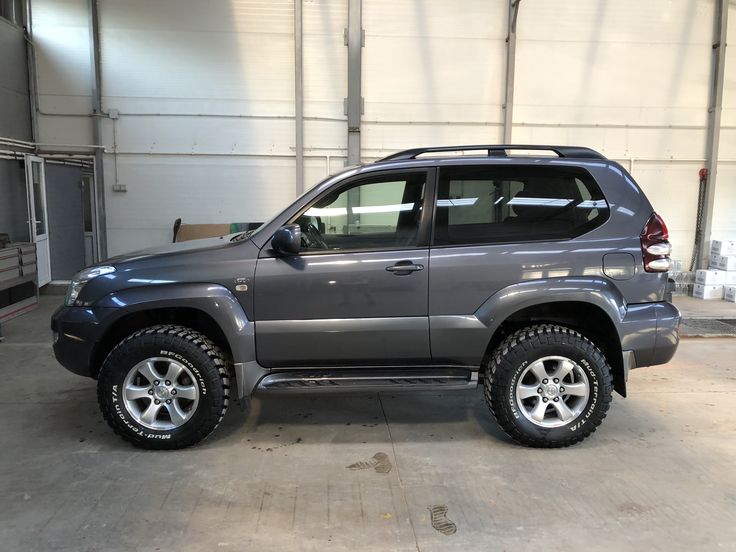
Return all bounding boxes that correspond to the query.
[515,355,590,428]
[122,357,200,431]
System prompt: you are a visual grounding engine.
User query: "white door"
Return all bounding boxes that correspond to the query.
[25,156,51,287]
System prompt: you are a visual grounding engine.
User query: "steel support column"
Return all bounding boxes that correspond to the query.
[294,0,304,195]
[346,0,363,165]
[502,0,520,143]
[88,0,107,259]
[700,0,729,269]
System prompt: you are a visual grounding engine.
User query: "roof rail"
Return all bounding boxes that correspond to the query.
[377,144,606,162]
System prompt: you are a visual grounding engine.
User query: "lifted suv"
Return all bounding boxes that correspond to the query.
[52,145,680,449]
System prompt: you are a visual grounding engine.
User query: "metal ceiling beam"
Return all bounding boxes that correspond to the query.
[294,0,304,195]
[346,0,363,165]
[502,0,520,143]
[699,0,729,269]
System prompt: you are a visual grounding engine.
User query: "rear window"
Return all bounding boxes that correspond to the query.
[433,165,609,246]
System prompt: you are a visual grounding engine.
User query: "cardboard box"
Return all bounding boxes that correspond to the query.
[711,240,736,256]
[693,283,724,300]
[709,254,736,271]
[696,269,726,285]
[174,224,230,242]
[725,286,736,303]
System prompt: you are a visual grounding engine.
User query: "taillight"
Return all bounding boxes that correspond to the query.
[640,212,672,272]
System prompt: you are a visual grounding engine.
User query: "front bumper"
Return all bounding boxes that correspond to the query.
[51,305,120,378]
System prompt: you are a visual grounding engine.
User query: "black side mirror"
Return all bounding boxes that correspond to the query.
[271,224,302,255]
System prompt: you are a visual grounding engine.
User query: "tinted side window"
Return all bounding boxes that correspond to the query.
[296,172,426,251]
[433,166,608,246]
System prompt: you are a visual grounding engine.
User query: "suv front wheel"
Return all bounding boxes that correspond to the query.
[97,325,230,449]
[485,324,613,447]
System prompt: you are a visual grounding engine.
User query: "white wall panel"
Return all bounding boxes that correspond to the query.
[32,0,94,145]
[31,0,734,260]
[104,154,296,256]
[96,0,298,254]
[512,0,715,265]
[712,2,736,241]
[303,0,347,120]
[362,0,506,155]
[624,162,703,263]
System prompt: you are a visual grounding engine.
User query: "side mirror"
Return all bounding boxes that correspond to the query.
[271,224,302,256]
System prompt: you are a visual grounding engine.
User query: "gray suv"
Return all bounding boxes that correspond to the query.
[51,144,680,449]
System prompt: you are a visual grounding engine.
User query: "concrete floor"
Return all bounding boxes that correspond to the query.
[1,297,735,551]
[673,294,736,318]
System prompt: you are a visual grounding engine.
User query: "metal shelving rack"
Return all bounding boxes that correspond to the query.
[0,243,39,342]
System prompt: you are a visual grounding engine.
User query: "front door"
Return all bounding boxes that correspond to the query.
[24,156,51,287]
[254,170,432,367]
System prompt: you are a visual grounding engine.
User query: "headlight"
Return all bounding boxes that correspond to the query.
[65,265,116,306]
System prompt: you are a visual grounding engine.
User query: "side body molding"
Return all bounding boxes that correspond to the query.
[430,277,629,366]
[96,283,260,399]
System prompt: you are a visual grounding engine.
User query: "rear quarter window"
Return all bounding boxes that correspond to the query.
[433,165,609,246]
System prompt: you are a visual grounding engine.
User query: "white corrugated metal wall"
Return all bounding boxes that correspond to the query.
[29,0,735,260]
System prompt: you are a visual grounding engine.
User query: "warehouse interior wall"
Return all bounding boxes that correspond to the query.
[0,15,32,141]
[0,14,32,246]
[28,0,733,263]
[713,1,736,243]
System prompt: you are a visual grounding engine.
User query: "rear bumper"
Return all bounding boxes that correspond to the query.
[622,300,680,370]
[51,305,119,378]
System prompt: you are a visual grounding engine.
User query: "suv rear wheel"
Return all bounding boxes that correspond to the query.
[97,325,230,450]
[485,324,613,447]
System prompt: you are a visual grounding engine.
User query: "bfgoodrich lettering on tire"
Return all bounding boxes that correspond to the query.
[485,324,613,448]
[97,325,230,450]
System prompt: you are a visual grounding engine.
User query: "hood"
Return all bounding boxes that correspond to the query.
[107,233,242,265]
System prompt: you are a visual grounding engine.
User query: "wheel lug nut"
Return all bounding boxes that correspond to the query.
[560,387,565,392]
[553,378,559,383]
[154,380,160,385]
[147,389,153,395]
[542,397,548,403]
[171,389,177,395]
[165,380,171,386]
[154,399,161,405]
[537,388,542,394]
[542,378,548,384]
[166,399,172,404]
[553,397,559,402]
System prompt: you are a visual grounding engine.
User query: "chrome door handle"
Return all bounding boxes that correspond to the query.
[386,262,424,274]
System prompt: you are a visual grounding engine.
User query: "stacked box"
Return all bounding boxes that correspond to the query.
[725,286,736,303]
[693,283,724,300]
[709,254,736,271]
[711,240,736,256]
[696,269,726,285]
[708,241,736,301]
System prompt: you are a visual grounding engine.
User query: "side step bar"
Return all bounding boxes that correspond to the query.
[255,368,478,394]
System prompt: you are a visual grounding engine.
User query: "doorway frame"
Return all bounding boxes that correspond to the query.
[24,154,51,286]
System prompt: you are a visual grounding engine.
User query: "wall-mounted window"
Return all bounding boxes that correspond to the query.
[0,0,23,26]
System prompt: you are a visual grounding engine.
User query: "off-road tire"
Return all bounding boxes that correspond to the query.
[97,325,230,450]
[485,324,613,448]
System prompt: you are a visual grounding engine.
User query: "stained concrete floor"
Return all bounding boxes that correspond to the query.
[1,297,735,551]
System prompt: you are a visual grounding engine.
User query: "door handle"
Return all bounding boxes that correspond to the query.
[386,262,424,275]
